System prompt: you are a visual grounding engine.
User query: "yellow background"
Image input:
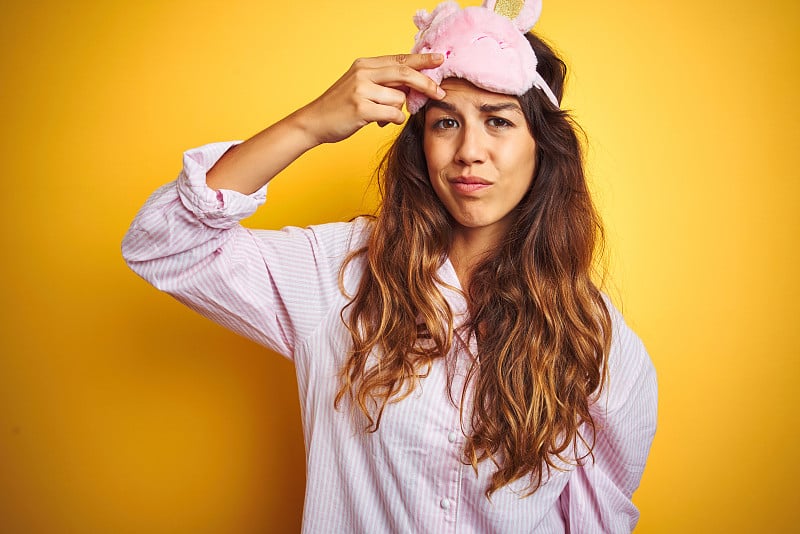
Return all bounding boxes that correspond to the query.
[1,0,797,532]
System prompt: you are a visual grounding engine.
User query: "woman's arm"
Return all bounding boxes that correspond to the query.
[122,54,446,357]
[559,306,658,532]
[205,54,445,195]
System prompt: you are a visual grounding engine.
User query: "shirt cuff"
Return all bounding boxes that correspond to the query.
[176,141,268,229]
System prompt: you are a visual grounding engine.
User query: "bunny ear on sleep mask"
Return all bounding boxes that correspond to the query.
[406,0,559,114]
[484,0,542,31]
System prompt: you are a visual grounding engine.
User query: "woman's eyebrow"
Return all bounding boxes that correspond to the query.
[428,100,523,115]
[479,102,523,114]
[426,100,522,115]
[426,100,457,113]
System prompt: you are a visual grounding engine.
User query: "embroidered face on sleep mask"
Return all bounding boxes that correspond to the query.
[406,0,560,114]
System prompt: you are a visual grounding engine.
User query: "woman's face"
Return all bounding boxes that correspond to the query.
[423,78,536,240]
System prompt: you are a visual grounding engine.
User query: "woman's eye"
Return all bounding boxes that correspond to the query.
[433,118,459,129]
[487,117,512,128]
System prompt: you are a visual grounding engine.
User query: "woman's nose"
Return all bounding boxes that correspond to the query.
[454,124,487,165]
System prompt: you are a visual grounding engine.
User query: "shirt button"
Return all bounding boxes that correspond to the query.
[447,431,458,443]
[440,498,451,510]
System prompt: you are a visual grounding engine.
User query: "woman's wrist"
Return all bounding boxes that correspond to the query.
[284,105,327,150]
[205,110,321,194]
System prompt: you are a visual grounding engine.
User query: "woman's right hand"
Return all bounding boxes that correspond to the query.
[293,53,446,145]
[206,53,444,195]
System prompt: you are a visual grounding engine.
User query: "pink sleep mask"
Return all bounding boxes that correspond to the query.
[406,0,559,114]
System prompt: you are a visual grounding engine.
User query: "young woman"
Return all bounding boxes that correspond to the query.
[123,1,657,532]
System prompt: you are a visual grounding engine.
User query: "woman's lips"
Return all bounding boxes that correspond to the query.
[450,176,491,193]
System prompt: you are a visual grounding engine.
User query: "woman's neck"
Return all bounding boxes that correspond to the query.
[448,224,506,289]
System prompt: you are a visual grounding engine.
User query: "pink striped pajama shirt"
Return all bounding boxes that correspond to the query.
[122,142,657,533]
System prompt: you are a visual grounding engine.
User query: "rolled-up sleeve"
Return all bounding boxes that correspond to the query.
[122,141,366,359]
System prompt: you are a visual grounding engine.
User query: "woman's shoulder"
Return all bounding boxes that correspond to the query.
[254,215,374,254]
[603,296,647,357]
[597,295,657,414]
[306,216,374,250]
[285,216,374,270]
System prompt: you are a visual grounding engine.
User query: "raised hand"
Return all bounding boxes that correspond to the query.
[295,53,446,145]
[206,53,444,195]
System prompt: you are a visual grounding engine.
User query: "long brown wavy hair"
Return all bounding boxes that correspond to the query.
[335,33,612,497]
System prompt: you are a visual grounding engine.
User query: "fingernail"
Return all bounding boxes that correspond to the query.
[437,87,446,98]
[432,53,444,62]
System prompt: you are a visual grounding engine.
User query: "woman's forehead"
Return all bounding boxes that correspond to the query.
[432,78,522,114]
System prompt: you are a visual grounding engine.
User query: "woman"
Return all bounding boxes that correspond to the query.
[123,1,657,532]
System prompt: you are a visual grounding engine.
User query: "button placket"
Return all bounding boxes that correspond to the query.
[437,426,462,524]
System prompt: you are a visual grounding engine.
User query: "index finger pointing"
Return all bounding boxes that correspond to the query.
[392,53,445,70]
[372,62,446,101]
[351,53,444,71]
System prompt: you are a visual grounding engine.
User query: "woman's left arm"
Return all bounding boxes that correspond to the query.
[560,307,658,533]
